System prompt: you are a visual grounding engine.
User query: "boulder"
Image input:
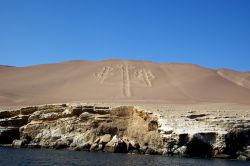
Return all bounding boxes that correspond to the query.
[129,140,140,150]
[12,139,28,148]
[90,143,98,151]
[104,135,119,152]
[94,137,100,144]
[237,155,248,161]
[173,146,187,156]
[100,134,111,144]
[70,135,86,147]
[104,136,129,153]
[79,112,91,121]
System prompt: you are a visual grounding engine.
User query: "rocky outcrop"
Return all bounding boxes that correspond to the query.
[0,105,162,153]
[0,104,249,161]
[156,111,250,160]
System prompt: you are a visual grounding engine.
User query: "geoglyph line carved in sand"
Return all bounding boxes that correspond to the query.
[135,68,156,87]
[94,66,113,84]
[94,64,155,97]
[143,69,155,87]
[117,64,132,97]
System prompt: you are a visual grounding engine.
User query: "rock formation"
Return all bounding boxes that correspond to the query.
[0,103,249,161]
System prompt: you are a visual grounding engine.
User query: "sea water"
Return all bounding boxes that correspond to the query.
[0,147,249,166]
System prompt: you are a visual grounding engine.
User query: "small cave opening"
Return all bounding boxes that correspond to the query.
[186,134,213,158]
[0,127,20,144]
[114,141,128,153]
[178,134,189,146]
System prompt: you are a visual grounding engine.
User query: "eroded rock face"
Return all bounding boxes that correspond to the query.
[0,104,249,160]
[0,105,162,154]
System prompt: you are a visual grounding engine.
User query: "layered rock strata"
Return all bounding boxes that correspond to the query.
[0,104,249,161]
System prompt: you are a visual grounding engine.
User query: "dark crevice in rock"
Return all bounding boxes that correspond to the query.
[178,134,189,146]
[225,129,250,158]
[186,134,213,158]
[0,127,20,144]
[186,114,209,119]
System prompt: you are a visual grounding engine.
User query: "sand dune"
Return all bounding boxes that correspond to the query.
[0,59,250,106]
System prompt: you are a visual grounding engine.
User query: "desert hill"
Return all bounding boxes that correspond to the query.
[217,69,250,90]
[0,59,250,106]
[0,65,13,70]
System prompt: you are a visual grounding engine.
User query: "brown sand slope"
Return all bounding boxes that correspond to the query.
[0,65,13,70]
[0,59,250,106]
[217,69,250,90]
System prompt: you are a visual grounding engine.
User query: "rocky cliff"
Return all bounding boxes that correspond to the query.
[0,103,249,161]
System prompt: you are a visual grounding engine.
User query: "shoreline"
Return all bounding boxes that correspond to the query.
[0,145,248,163]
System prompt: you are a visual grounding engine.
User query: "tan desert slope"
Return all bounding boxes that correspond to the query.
[0,59,250,106]
[0,65,13,70]
[217,68,250,90]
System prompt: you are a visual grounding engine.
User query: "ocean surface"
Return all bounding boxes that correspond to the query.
[0,147,249,166]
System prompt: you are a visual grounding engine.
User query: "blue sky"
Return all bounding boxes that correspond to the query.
[0,0,249,71]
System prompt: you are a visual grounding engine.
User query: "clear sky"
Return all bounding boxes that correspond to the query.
[0,0,249,71]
